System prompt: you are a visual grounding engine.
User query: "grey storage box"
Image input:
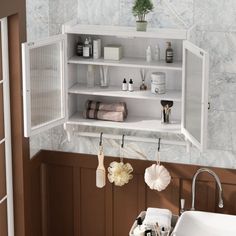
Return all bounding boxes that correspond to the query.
[104,44,122,61]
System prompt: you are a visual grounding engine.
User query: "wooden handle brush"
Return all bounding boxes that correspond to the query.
[96,145,106,188]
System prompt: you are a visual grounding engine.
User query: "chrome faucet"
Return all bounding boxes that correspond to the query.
[191,168,224,211]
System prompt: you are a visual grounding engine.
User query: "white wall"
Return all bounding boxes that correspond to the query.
[27,0,236,169]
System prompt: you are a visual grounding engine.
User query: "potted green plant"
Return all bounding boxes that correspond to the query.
[132,0,154,31]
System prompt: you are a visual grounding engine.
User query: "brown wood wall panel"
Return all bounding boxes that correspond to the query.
[35,150,236,236]
[113,174,139,236]
[146,178,180,215]
[29,159,43,236]
[181,179,216,212]
[80,168,106,236]
[216,183,236,215]
[45,164,74,236]
[0,143,6,199]
[0,200,8,236]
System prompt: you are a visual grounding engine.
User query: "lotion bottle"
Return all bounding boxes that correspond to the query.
[129,79,134,92]
[122,78,128,91]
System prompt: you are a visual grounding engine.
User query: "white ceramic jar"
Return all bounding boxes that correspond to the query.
[151,72,166,94]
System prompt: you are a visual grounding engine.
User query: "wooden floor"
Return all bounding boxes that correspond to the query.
[28,150,236,236]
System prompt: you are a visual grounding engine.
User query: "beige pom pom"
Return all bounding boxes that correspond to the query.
[144,164,171,191]
[108,161,133,186]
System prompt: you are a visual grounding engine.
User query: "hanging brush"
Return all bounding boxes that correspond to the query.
[96,132,106,188]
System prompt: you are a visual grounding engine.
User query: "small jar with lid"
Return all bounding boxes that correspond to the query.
[151,72,166,95]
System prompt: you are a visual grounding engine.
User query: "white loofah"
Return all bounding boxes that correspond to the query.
[144,164,171,191]
[108,161,133,186]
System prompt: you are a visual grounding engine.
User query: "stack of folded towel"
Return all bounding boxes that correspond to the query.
[143,208,172,230]
[83,100,128,122]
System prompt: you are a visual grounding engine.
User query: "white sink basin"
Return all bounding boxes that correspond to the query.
[172,211,236,236]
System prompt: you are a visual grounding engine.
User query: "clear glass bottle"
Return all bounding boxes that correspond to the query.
[146,45,152,63]
[154,44,160,61]
[100,66,109,88]
[87,65,95,88]
[140,80,147,90]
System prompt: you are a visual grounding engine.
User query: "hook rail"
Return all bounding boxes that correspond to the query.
[75,131,186,147]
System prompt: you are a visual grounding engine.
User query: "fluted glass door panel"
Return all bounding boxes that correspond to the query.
[22,34,66,137]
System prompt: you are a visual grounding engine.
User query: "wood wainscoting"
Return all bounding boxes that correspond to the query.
[30,150,236,236]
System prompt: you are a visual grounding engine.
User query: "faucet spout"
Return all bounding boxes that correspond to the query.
[191,168,223,211]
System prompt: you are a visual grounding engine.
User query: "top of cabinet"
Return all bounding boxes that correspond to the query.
[63,21,187,40]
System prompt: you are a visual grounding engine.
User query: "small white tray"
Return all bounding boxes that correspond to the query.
[129,211,179,236]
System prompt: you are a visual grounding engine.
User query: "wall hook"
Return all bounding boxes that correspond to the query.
[121,134,125,149]
[158,138,161,152]
[99,132,103,146]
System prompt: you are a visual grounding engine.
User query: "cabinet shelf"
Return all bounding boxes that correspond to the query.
[67,112,181,134]
[64,23,187,40]
[68,56,183,71]
[68,84,182,102]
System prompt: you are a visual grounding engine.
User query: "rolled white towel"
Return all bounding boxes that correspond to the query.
[143,208,172,229]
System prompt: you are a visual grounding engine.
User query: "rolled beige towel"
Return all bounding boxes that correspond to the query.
[83,109,127,122]
[85,100,127,113]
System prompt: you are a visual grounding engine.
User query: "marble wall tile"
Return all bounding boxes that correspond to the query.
[207,110,233,151]
[119,0,134,26]
[26,0,49,23]
[230,112,236,153]
[77,0,120,25]
[49,0,77,25]
[196,31,236,73]
[149,0,193,28]
[201,149,236,169]
[49,23,63,35]
[26,0,49,41]
[209,73,236,112]
[194,0,236,32]
[168,0,193,26]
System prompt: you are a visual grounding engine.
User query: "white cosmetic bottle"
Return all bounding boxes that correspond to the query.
[122,78,128,91]
[129,79,134,92]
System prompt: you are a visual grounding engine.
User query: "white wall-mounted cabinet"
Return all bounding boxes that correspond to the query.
[22,23,209,151]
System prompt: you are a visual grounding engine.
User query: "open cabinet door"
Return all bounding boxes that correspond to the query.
[182,40,209,152]
[22,34,67,137]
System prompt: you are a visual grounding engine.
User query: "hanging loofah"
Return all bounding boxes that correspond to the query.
[144,142,171,191]
[144,163,171,191]
[108,161,133,186]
